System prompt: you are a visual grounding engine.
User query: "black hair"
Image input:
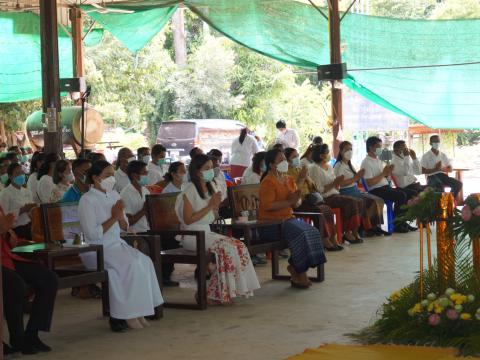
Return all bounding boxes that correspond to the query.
[393,140,406,151]
[152,144,167,157]
[5,152,18,162]
[116,147,133,169]
[87,152,106,163]
[366,136,382,153]
[37,153,60,180]
[6,162,22,186]
[260,149,283,182]
[312,144,329,163]
[207,149,222,159]
[312,136,323,145]
[284,147,297,161]
[72,158,91,172]
[276,119,286,129]
[137,147,150,158]
[29,151,46,175]
[164,161,185,183]
[189,154,214,199]
[8,146,19,153]
[335,141,357,175]
[189,147,203,159]
[53,160,70,185]
[0,157,9,167]
[87,160,111,184]
[126,160,147,181]
[430,135,440,143]
[239,128,248,145]
[252,151,266,175]
[272,143,284,152]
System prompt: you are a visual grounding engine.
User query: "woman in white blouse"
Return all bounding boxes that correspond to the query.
[334,141,389,236]
[162,161,187,194]
[50,160,73,203]
[26,152,45,204]
[241,151,266,185]
[175,154,260,305]
[309,144,366,244]
[230,128,259,178]
[78,160,163,332]
[37,153,60,204]
[0,163,36,239]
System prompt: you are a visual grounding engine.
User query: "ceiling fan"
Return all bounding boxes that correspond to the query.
[82,1,134,14]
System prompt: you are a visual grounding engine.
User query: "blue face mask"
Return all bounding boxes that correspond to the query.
[260,163,267,173]
[202,169,215,182]
[374,147,383,157]
[291,157,301,168]
[0,173,8,184]
[12,174,26,187]
[139,175,149,186]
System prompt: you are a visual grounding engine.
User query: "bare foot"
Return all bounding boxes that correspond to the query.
[126,318,143,329]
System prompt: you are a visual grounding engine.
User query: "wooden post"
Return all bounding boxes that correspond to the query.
[40,0,63,155]
[70,7,84,77]
[172,8,187,67]
[329,0,343,157]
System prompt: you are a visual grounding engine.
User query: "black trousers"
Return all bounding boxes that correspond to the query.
[427,173,463,198]
[403,182,428,198]
[2,261,58,348]
[13,223,32,240]
[369,185,408,219]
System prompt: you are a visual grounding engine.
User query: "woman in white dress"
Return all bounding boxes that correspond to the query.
[241,151,266,185]
[37,153,60,204]
[50,160,73,203]
[230,128,259,178]
[175,154,260,304]
[162,161,187,194]
[78,160,163,332]
[26,152,45,204]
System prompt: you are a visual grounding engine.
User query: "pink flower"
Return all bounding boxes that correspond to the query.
[473,206,480,217]
[446,309,459,320]
[462,206,473,222]
[413,197,420,205]
[407,199,415,207]
[428,313,441,326]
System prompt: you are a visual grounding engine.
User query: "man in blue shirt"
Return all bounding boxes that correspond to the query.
[61,159,91,203]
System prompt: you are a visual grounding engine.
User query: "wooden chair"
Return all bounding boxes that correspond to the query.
[228,184,325,283]
[145,192,209,310]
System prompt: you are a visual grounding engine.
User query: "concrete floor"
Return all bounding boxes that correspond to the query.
[27,230,424,360]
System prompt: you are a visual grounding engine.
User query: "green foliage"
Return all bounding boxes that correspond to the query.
[0,101,42,131]
[368,0,437,18]
[453,194,480,242]
[395,187,443,224]
[457,131,480,146]
[430,0,480,19]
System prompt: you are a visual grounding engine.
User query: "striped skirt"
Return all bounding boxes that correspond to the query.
[339,186,384,227]
[259,218,327,274]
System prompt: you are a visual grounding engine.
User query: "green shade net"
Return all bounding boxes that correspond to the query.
[81,5,178,53]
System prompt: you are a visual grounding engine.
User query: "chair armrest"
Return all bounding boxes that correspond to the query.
[293,211,323,217]
[228,219,283,230]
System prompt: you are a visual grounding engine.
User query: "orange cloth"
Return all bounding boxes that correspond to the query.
[258,173,297,221]
[287,344,459,360]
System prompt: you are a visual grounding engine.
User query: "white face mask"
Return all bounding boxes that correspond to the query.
[343,150,353,161]
[100,176,116,192]
[142,155,151,164]
[431,142,440,150]
[374,147,383,157]
[65,172,74,183]
[213,167,221,177]
[178,173,188,183]
[127,156,136,163]
[276,160,289,173]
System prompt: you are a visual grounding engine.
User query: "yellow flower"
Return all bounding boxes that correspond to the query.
[390,291,401,301]
[460,313,472,320]
[434,305,444,314]
[428,303,434,312]
[413,303,423,314]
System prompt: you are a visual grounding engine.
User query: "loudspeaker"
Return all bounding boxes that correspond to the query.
[317,63,347,80]
[60,77,86,93]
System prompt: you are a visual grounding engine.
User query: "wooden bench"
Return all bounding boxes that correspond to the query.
[145,192,209,310]
[228,184,325,283]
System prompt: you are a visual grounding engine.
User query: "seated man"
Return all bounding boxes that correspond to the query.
[391,140,426,197]
[361,136,414,233]
[147,144,168,187]
[420,135,462,198]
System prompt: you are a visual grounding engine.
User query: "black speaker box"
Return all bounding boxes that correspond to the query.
[317,63,347,80]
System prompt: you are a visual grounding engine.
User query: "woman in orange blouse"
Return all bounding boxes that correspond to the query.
[258,149,326,289]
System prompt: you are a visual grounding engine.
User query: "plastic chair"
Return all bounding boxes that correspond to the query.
[331,207,344,244]
[361,178,394,234]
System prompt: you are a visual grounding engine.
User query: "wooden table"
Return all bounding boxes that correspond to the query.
[12,243,109,316]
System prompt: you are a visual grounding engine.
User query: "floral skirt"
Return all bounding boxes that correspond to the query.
[340,186,384,227]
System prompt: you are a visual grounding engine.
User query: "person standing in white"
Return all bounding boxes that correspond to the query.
[37,153,60,204]
[275,119,300,149]
[114,147,135,193]
[229,128,259,178]
[420,135,462,198]
[391,140,426,196]
[147,144,169,186]
[78,160,163,332]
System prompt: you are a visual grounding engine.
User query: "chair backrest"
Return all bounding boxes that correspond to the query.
[145,192,180,230]
[40,202,81,243]
[360,177,370,192]
[228,184,261,219]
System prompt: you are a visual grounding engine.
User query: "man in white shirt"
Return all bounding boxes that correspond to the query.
[275,119,300,149]
[420,135,462,198]
[207,149,228,203]
[114,147,135,193]
[361,136,412,233]
[137,147,151,164]
[147,144,168,186]
[391,140,426,197]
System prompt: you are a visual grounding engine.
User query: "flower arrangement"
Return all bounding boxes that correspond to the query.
[453,194,480,241]
[396,187,443,225]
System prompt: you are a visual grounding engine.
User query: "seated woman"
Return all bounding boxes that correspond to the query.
[309,144,369,244]
[299,144,315,168]
[334,141,389,236]
[0,163,36,240]
[37,153,60,204]
[258,149,327,288]
[175,154,260,305]
[284,148,342,251]
[50,160,73,203]
[26,152,45,204]
[78,160,163,332]
[241,151,266,185]
[1,210,58,356]
[162,161,187,194]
